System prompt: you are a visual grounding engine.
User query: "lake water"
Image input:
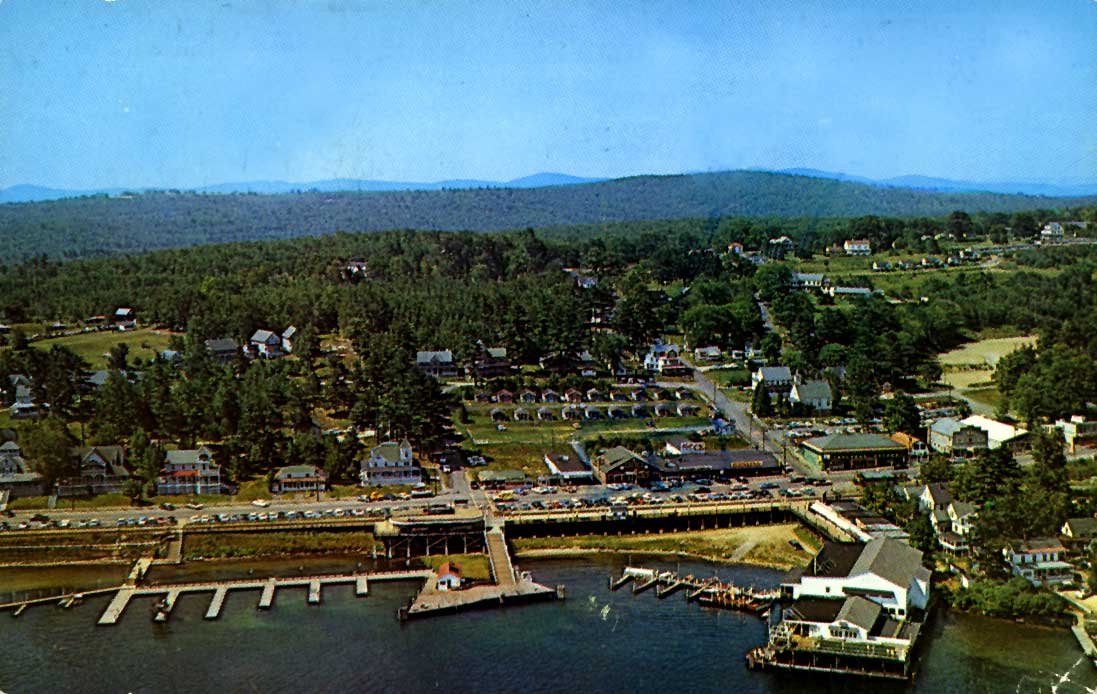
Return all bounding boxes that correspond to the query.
[2,556,1096,693]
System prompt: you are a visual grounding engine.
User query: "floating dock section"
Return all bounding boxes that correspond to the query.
[611,566,779,613]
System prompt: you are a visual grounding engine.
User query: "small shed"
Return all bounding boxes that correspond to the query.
[436,562,462,591]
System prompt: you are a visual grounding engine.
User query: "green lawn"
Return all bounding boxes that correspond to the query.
[962,386,1004,410]
[31,328,177,369]
[420,553,492,581]
[706,367,751,388]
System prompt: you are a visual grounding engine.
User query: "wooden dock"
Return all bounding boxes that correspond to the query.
[98,588,136,626]
[258,580,276,609]
[88,569,433,626]
[612,566,779,613]
[205,587,228,619]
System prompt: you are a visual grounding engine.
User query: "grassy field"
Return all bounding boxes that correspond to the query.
[706,367,751,388]
[183,530,380,560]
[31,328,176,369]
[0,564,130,593]
[420,553,491,581]
[962,386,1005,410]
[939,335,1036,390]
[460,411,711,446]
[510,523,821,571]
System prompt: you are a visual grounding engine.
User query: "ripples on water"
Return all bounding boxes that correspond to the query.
[1,556,1095,694]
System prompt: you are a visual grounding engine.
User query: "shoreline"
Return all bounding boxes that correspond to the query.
[512,546,800,572]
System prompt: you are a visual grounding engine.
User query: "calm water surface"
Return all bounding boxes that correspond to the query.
[2,556,1095,693]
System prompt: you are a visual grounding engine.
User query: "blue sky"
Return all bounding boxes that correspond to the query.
[1,0,1095,189]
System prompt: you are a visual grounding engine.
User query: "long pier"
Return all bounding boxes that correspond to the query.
[402,528,559,620]
[610,566,779,613]
[89,569,433,626]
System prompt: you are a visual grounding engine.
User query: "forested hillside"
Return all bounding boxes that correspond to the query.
[2,170,1095,261]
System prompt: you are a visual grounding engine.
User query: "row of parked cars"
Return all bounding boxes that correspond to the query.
[187,508,372,525]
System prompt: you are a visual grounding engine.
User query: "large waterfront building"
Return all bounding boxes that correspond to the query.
[752,538,930,679]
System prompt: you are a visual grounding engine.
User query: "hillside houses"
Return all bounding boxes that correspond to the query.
[245,326,296,359]
[843,239,872,256]
[416,350,458,378]
[0,441,43,498]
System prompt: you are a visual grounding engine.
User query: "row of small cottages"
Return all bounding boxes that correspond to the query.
[489,402,702,422]
[475,386,696,405]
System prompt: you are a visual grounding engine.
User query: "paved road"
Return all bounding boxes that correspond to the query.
[679,357,817,478]
[3,491,463,528]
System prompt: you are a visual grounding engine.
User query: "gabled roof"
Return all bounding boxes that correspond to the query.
[836,596,882,631]
[282,325,297,340]
[165,446,217,467]
[923,483,952,505]
[802,433,905,452]
[370,440,413,463]
[1064,518,1097,537]
[949,501,977,518]
[250,329,280,345]
[595,446,649,474]
[849,538,930,589]
[1010,538,1066,553]
[792,379,832,401]
[437,561,461,577]
[930,418,962,436]
[275,464,327,479]
[484,347,507,359]
[756,366,792,381]
[416,350,453,365]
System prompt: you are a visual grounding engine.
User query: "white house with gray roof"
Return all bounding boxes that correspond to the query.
[784,537,931,618]
[752,366,794,392]
[360,440,420,486]
[789,379,833,412]
[157,446,221,495]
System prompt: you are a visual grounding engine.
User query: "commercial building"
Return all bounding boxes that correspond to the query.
[800,434,908,471]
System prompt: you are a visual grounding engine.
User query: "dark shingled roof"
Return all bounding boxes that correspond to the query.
[797,541,865,579]
[787,597,843,623]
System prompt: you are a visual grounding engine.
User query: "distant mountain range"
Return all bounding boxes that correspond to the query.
[2,169,1095,263]
[0,173,604,204]
[771,168,1097,197]
[3,168,1096,205]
